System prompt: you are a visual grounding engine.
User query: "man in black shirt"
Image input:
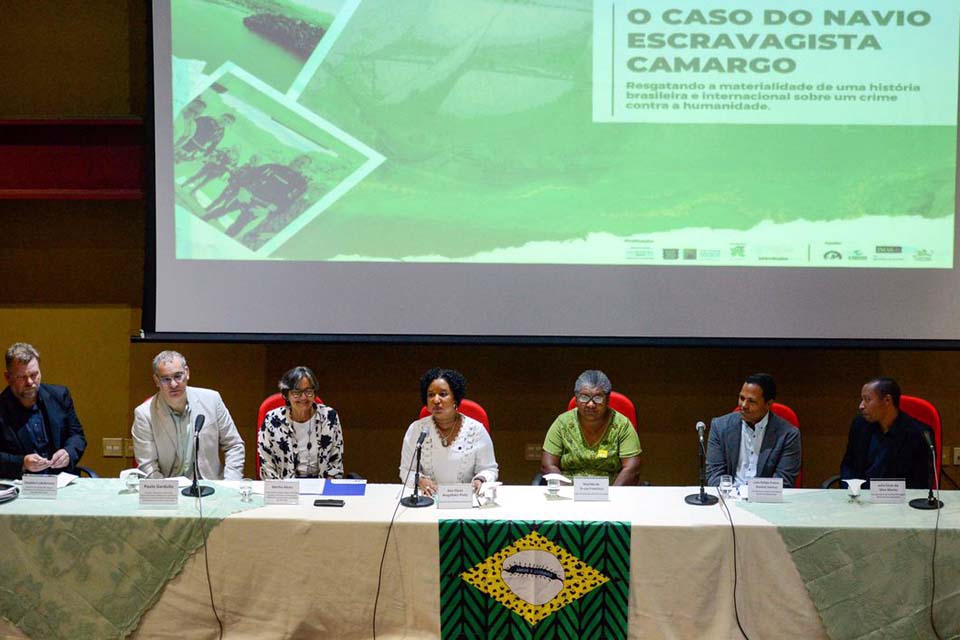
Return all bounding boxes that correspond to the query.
[0,343,87,479]
[839,377,933,489]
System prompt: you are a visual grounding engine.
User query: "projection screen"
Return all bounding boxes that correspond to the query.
[150,0,960,340]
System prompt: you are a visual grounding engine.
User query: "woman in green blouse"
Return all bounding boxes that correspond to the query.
[540,370,641,485]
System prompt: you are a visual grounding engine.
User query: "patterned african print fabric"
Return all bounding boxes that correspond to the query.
[439,520,630,639]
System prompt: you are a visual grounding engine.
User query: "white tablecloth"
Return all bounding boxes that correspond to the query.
[0,484,830,639]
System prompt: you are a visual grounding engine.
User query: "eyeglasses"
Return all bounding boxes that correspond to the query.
[158,371,187,386]
[576,393,607,405]
[289,388,316,399]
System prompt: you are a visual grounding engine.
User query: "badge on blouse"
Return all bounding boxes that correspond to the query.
[596,449,608,459]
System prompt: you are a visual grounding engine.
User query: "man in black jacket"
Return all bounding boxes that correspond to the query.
[0,343,87,479]
[840,377,933,489]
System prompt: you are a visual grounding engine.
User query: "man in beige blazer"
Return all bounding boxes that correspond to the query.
[132,350,244,480]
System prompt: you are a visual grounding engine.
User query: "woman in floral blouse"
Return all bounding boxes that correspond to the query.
[258,366,344,479]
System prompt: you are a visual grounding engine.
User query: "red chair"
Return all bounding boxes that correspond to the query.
[418,398,490,432]
[733,402,802,487]
[900,395,942,482]
[256,392,323,479]
[822,395,941,489]
[567,391,638,431]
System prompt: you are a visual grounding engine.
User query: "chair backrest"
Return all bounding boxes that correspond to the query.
[417,398,490,432]
[900,394,942,481]
[770,402,799,429]
[256,392,323,479]
[566,391,638,431]
[732,402,802,487]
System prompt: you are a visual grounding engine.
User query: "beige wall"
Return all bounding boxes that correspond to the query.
[0,306,135,477]
[1,1,957,487]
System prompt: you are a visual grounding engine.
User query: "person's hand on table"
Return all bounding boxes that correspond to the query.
[23,453,52,473]
[472,478,483,494]
[49,449,71,469]
[419,477,438,497]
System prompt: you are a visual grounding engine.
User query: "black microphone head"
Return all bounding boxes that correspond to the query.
[695,421,706,432]
[194,414,205,433]
[921,428,935,449]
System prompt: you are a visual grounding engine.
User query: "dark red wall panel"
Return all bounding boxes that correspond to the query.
[0,120,144,199]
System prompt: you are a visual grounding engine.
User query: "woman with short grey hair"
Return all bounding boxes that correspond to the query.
[540,370,641,485]
[258,366,344,479]
[574,370,612,396]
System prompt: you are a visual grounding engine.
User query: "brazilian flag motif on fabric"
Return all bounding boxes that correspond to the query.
[439,520,630,639]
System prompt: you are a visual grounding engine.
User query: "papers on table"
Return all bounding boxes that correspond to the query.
[57,472,78,489]
[747,478,784,503]
[296,478,368,496]
[297,479,324,495]
[22,474,58,499]
[869,479,906,503]
[574,476,610,501]
[436,484,474,509]
[322,479,366,496]
[139,479,179,508]
[264,480,300,505]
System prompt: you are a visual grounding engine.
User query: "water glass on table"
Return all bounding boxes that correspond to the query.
[719,475,734,500]
[124,473,140,493]
[547,478,561,496]
[240,478,253,503]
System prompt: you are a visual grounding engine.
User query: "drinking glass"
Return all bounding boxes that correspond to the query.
[240,478,253,503]
[845,478,865,501]
[547,478,560,496]
[124,473,140,493]
[719,475,734,500]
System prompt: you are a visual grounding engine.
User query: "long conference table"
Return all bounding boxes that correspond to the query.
[0,480,956,640]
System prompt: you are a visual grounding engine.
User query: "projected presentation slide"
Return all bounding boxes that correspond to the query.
[163,0,958,268]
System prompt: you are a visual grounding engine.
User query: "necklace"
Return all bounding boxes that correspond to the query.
[434,414,461,447]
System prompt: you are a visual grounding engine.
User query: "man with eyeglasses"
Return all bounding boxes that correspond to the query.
[0,343,87,479]
[131,350,245,480]
[705,373,801,489]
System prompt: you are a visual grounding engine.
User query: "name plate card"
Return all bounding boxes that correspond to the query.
[21,474,58,499]
[436,484,474,509]
[747,477,783,503]
[574,476,609,502]
[870,479,907,504]
[264,480,300,506]
[139,479,179,508]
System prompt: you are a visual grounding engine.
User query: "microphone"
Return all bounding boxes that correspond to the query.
[685,420,717,506]
[400,424,434,508]
[910,427,943,510]
[182,414,213,498]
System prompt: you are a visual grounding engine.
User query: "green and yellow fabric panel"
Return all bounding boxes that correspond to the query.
[439,519,630,640]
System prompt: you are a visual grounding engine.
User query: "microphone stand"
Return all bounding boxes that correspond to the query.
[400,436,433,508]
[909,443,942,510]
[685,431,718,506]
[182,428,214,498]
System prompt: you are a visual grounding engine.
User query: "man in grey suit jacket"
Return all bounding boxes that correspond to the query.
[132,350,244,480]
[706,373,801,488]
